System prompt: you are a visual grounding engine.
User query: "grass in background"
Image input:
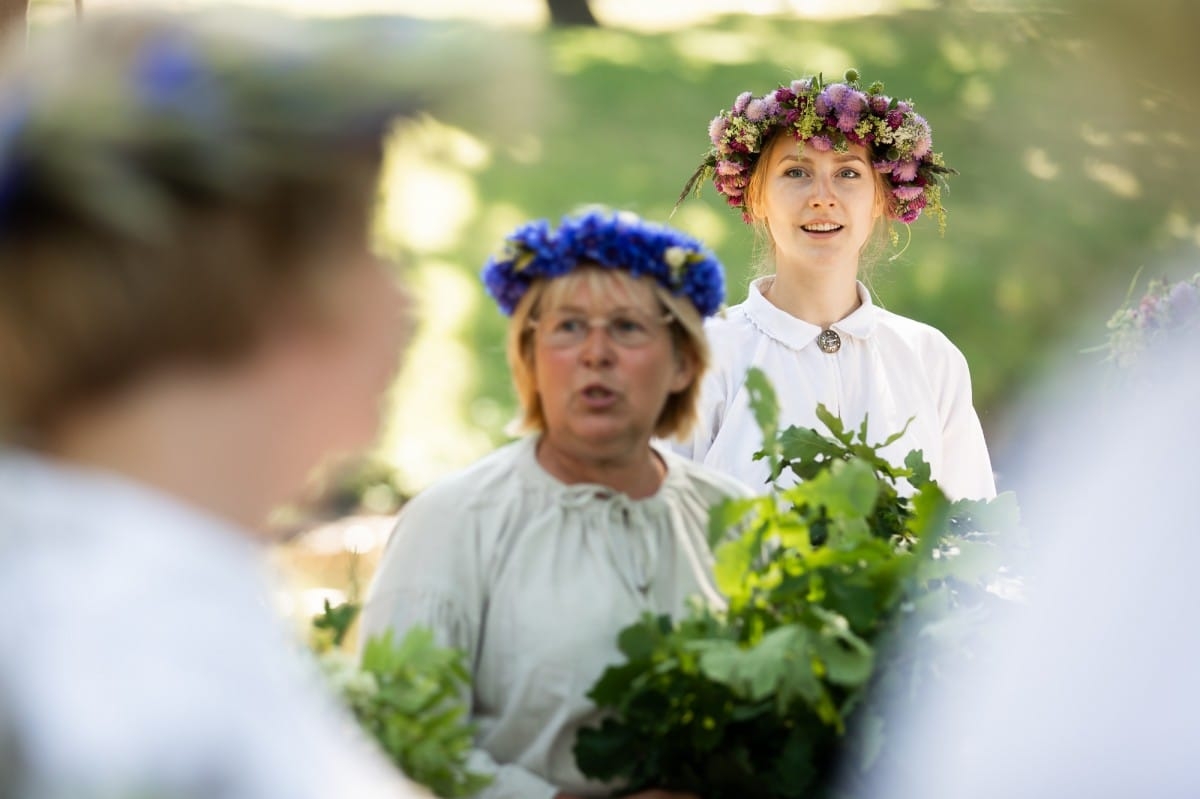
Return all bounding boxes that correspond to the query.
[363,5,1200,491]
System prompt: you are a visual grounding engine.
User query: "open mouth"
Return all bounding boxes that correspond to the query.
[801,222,843,233]
[583,385,615,399]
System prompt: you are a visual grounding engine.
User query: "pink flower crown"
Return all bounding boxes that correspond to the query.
[679,70,956,230]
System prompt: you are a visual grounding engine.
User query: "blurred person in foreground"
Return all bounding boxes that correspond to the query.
[674,72,995,500]
[362,209,750,799]
[0,11,433,799]
[850,326,1200,797]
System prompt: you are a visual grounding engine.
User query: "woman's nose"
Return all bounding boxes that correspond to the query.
[809,178,837,207]
[579,322,616,365]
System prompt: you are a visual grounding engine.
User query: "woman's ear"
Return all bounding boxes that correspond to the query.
[669,345,697,394]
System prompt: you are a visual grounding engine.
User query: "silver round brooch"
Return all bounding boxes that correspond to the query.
[817,329,841,354]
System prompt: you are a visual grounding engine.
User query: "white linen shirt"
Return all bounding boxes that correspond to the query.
[673,277,996,500]
[361,436,752,799]
[0,450,428,799]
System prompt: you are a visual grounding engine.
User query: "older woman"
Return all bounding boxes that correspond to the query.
[0,13,433,799]
[362,209,748,799]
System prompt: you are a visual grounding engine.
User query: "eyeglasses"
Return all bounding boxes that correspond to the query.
[530,309,675,349]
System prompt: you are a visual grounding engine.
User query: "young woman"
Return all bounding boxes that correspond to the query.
[674,72,996,500]
[362,209,747,799]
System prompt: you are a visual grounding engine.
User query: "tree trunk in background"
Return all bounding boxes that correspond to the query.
[546,0,597,27]
[0,0,27,39]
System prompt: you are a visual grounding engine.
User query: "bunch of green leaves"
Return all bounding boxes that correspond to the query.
[575,368,1020,799]
[311,601,491,799]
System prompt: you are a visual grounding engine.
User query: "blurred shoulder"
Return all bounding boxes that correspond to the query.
[398,438,532,519]
[703,300,763,369]
[705,300,761,339]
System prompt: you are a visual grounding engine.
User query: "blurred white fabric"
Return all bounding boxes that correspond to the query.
[857,337,1200,797]
[0,451,428,799]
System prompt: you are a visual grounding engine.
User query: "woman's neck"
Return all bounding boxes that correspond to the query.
[41,371,289,536]
[535,435,665,500]
[762,265,861,329]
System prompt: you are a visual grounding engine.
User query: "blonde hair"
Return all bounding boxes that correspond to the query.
[505,267,709,440]
[743,132,894,276]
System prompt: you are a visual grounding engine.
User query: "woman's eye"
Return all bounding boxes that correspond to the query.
[554,317,586,334]
[611,316,647,334]
[784,167,807,178]
[839,168,861,178]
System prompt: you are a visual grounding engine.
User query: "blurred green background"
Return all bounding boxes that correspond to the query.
[31,0,1196,500]
[370,0,1199,493]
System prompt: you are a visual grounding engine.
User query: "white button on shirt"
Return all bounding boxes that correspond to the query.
[673,276,996,500]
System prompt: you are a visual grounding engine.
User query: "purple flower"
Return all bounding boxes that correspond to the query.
[708,114,728,146]
[790,78,813,95]
[133,35,226,132]
[134,37,206,108]
[814,89,833,116]
[869,94,891,114]
[1138,295,1161,329]
[892,185,924,201]
[892,160,919,182]
[810,134,833,152]
[825,84,850,107]
[716,159,744,176]
[886,110,904,130]
[774,87,795,103]
[836,109,860,133]
[897,193,927,223]
[745,98,768,122]
[0,100,29,223]
[1168,281,1199,321]
[912,134,933,160]
[837,87,867,116]
[732,91,752,115]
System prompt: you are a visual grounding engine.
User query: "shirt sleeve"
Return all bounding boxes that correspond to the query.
[664,353,729,464]
[935,344,997,501]
[359,486,560,799]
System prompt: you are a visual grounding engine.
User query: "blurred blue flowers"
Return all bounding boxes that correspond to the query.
[481,208,726,317]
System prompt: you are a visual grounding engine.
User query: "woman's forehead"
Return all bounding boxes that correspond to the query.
[769,135,871,163]
[538,268,658,311]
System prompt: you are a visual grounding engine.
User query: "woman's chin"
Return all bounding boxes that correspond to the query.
[552,419,647,453]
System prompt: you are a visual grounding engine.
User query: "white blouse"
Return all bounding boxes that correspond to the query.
[673,277,996,500]
[0,450,428,799]
[361,436,751,799]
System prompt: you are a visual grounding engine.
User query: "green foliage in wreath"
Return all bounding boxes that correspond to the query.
[311,601,491,799]
[574,368,1020,799]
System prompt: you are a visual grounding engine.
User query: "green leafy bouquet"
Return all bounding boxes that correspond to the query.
[574,368,1020,799]
[311,602,491,799]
